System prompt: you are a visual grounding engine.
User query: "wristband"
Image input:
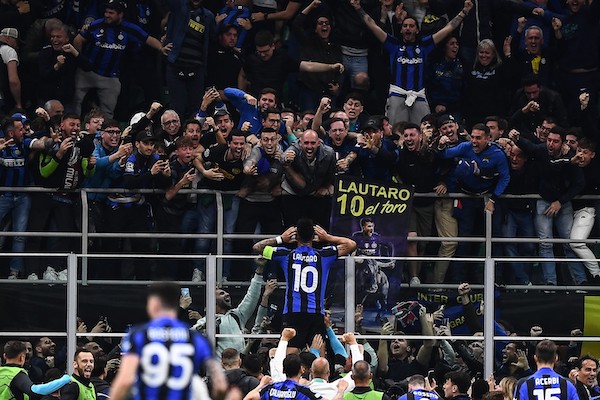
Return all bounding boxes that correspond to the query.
[276,236,283,244]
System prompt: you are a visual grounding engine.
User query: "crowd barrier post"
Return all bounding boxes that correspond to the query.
[345,256,356,334]
[206,255,217,345]
[66,253,78,375]
[483,209,495,378]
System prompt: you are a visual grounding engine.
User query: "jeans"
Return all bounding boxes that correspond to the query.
[449,197,486,283]
[534,200,588,285]
[0,194,31,273]
[570,207,600,277]
[341,54,368,82]
[196,195,240,278]
[502,208,536,284]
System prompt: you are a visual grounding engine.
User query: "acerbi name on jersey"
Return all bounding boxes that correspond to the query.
[534,377,560,386]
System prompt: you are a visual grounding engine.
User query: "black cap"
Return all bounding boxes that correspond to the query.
[437,114,456,126]
[105,0,127,12]
[213,109,230,118]
[136,131,156,142]
[362,116,383,132]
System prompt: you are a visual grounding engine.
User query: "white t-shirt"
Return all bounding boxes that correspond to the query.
[0,44,19,66]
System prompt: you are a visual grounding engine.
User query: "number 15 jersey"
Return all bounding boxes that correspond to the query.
[514,367,578,400]
[122,317,213,400]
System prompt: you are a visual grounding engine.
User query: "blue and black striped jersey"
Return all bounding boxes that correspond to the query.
[384,34,435,93]
[260,379,321,400]
[80,19,148,77]
[0,138,35,193]
[514,368,578,400]
[263,244,338,315]
[121,317,213,400]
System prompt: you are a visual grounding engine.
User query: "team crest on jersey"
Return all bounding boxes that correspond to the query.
[125,161,134,173]
[232,168,241,175]
[415,47,421,54]
[118,33,124,41]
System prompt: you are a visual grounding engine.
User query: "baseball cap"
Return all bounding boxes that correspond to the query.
[11,113,29,124]
[105,0,127,12]
[362,116,382,132]
[0,28,19,39]
[213,109,230,118]
[437,114,456,126]
[136,131,156,142]
[129,112,146,126]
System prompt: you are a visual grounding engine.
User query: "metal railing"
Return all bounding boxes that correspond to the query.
[1,187,600,376]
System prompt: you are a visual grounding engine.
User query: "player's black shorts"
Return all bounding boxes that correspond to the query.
[282,312,326,349]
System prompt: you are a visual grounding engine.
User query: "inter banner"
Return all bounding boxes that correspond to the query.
[331,176,414,253]
[330,176,414,313]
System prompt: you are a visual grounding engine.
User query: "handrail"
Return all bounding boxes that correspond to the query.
[2,186,600,378]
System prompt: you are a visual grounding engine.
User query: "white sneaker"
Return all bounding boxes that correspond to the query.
[57,269,68,281]
[409,276,421,286]
[8,271,18,279]
[27,273,39,280]
[191,268,203,282]
[43,267,58,281]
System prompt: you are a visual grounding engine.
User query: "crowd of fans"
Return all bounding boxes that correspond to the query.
[3,280,597,400]
[0,0,599,287]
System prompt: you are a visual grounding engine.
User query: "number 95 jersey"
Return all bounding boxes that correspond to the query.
[121,317,213,400]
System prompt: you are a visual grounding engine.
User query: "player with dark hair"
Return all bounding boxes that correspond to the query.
[514,340,578,400]
[0,341,70,400]
[109,282,227,400]
[253,218,356,352]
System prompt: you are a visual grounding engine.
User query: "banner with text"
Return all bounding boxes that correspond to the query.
[330,176,414,313]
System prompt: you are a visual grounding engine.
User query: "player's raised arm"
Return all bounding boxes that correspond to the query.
[314,225,357,256]
[252,226,298,255]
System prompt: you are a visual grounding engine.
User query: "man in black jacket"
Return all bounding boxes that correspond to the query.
[510,127,587,286]
[575,355,600,400]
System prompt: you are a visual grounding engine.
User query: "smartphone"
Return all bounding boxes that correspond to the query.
[268,304,278,317]
[427,369,435,381]
[181,287,190,298]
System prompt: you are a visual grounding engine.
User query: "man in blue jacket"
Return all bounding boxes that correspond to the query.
[437,123,510,282]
